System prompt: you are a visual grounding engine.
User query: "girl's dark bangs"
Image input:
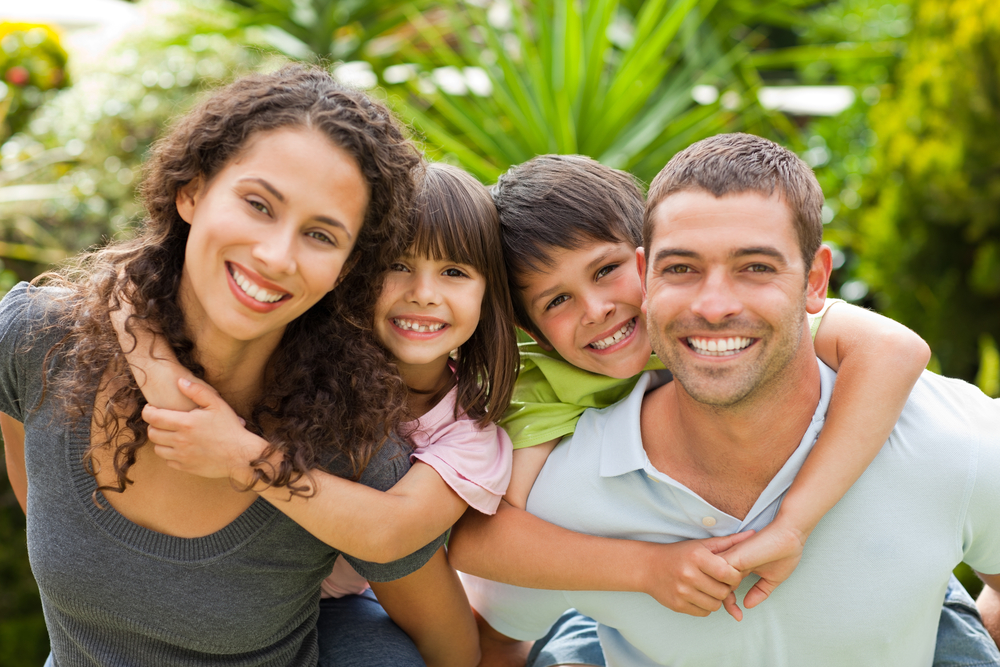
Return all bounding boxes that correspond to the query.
[409,198,491,274]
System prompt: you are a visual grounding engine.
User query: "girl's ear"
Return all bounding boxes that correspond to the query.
[175,178,204,224]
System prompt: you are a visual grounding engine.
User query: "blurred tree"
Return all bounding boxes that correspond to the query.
[0,23,70,142]
[848,0,1000,383]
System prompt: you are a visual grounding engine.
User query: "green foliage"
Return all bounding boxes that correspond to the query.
[0,1,271,278]
[380,0,786,183]
[848,0,1000,381]
[0,23,70,142]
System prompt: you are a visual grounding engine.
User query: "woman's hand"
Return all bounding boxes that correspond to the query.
[143,378,267,486]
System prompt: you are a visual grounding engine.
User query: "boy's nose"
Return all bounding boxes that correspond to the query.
[581,292,614,325]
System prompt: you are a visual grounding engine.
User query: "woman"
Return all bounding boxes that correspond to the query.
[0,66,477,666]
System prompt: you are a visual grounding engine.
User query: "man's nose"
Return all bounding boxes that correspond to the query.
[690,271,742,323]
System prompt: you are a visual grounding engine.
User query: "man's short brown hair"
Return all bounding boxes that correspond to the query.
[492,154,644,337]
[643,133,824,267]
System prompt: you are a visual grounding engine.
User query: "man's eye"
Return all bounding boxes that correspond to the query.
[546,295,569,310]
[665,265,691,274]
[747,264,772,273]
[596,264,619,280]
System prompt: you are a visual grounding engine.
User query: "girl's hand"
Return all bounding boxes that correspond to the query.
[717,521,807,611]
[143,378,267,486]
[640,531,753,620]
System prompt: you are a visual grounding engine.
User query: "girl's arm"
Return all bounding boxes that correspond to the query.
[143,381,468,563]
[720,300,931,608]
[1,413,27,513]
[370,545,480,667]
[112,303,468,562]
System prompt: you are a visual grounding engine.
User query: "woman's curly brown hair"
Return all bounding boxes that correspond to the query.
[38,65,421,498]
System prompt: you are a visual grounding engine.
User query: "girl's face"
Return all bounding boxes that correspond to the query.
[177,127,368,352]
[374,251,487,371]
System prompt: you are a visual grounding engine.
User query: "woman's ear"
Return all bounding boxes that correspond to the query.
[175,178,203,224]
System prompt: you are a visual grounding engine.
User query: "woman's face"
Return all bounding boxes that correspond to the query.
[176,127,368,352]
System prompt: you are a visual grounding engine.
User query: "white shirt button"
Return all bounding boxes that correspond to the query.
[702,516,717,527]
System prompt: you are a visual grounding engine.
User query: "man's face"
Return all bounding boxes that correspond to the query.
[518,240,653,379]
[639,189,828,407]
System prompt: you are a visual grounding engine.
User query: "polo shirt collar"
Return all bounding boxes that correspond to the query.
[598,360,836,485]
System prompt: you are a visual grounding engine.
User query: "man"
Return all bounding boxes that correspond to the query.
[454,133,1000,665]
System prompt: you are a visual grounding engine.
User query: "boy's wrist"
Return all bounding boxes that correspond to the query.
[768,510,814,545]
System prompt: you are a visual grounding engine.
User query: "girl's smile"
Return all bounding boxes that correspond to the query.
[375,253,486,382]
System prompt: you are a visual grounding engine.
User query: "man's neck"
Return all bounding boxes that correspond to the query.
[640,349,822,520]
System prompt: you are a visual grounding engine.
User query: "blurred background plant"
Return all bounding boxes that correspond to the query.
[0,0,996,662]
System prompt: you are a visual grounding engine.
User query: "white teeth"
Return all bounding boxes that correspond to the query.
[229,266,286,303]
[393,318,446,333]
[686,336,753,356]
[589,318,636,350]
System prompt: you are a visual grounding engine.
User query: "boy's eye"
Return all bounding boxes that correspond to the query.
[546,294,569,310]
[442,267,469,278]
[596,264,619,280]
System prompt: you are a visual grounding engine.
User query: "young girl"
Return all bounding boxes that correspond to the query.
[0,66,474,667]
[115,161,520,665]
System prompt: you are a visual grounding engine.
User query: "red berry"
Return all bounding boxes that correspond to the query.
[6,66,30,86]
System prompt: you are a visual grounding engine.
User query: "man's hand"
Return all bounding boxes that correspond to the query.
[718,521,807,611]
[639,532,753,620]
[143,378,267,486]
[474,609,531,667]
[976,571,1000,647]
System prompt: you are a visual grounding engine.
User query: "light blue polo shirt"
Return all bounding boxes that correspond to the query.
[464,362,1000,666]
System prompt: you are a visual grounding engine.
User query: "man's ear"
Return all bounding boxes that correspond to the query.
[521,327,554,352]
[805,245,833,314]
[175,178,203,224]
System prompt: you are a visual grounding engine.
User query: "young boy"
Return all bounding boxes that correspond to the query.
[448,154,995,667]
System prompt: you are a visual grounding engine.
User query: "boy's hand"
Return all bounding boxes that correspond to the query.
[717,521,807,610]
[143,378,267,486]
[640,531,753,621]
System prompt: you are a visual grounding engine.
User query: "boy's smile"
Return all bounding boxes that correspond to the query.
[520,241,652,379]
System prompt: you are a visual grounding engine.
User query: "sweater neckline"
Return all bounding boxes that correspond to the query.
[66,411,279,563]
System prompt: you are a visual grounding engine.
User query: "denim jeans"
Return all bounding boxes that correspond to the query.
[316,589,424,667]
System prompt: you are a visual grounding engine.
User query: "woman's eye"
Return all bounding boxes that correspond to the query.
[248,200,270,215]
[307,230,337,246]
[546,294,569,310]
[596,264,619,280]
[442,267,469,278]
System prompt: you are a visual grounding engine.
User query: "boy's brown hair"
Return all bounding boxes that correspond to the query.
[491,154,645,338]
[644,133,824,268]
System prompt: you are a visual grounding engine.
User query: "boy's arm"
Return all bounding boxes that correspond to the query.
[449,500,753,619]
[503,439,558,509]
[722,300,931,608]
[143,381,468,564]
[370,546,480,667]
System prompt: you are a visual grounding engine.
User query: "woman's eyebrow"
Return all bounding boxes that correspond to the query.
[238,177,285,202]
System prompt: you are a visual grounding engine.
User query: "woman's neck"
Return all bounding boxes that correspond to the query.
[396,356,453,420]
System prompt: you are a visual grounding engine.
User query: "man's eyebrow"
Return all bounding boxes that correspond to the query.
[238,177,352,240]
[731,246,788,263]
[652,248,700,265]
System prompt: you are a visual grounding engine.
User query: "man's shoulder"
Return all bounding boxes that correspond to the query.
[897,371,999,441]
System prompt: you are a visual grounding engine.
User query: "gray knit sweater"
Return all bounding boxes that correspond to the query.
[0,283,444,666]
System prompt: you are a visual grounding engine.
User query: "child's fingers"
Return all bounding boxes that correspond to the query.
[697,550,744,590]
[142,404,193,430]
[722,591,743,622]
[703,530,755,555]
[742,579,778,610]
[177,378,222,409]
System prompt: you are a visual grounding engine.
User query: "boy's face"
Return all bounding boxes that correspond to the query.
[519,240,652,379]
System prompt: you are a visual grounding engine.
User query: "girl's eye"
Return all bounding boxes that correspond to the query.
[546,294,569,310]
[307,230,337,247]
[390,262,409,272]
[442,267,469,278]
[596,264,619,280]
[248,200,270,215]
